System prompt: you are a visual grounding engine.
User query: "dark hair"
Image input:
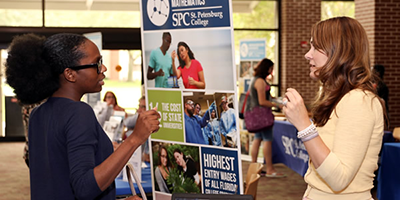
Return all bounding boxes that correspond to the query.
[162,32,171,39]
[103,91,119,106]
[177,42,195,69]
[373,64,385,79]
[253,58,274,79]
[5,33,87,105]
[158,146,171,167]
[173,148,184,156]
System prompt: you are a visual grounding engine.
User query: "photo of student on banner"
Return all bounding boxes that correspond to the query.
[183,92,238,148]
[143,30,236,91]
[152,142,201,194]
[219,94,237,148]
[173,41,206,89]
[147,32,178,88]
[204,109,222,146]
[183,98,213,144]
[153,145,172,193]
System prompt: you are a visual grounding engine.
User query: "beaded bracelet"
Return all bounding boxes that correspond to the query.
[300,131,319,142]
[297,122,317,139]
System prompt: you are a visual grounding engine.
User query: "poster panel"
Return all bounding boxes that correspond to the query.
[140,0,242,198]
[238,39,265,160]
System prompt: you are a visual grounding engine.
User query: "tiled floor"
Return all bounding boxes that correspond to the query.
[241,161,307,200]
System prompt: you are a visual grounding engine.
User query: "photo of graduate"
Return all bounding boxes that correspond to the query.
[182,92,238,148]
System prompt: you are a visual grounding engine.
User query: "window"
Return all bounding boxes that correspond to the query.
[233,0,280,98]
[322,1,355,20]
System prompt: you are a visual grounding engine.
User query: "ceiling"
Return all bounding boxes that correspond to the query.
[0,0,259,12]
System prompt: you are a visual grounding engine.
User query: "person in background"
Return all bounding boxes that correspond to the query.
[219,95,237,147]
[194,103,202,117]
[183,99,214,144]
[193,103,208,144]
[373,64,389,118]
[172,41,205,89]
[124,96,146,136]
[204,109,222,146]
[103,91,125,112]
[283,17,385,199]
[147,32,177,88]
[21,102,44,167]
[154,146,172,193]
[5,33,160,200]
[245,59,285,177]
[123,96,150,162]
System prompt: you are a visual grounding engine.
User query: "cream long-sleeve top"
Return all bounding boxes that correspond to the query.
[304,89,384,200]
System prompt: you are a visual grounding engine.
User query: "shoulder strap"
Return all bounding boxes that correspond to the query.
[241,90,250,114]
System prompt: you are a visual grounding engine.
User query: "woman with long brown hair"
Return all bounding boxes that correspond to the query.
[172,41,205,89]
[283,17,384,199]
[154,146,172,193]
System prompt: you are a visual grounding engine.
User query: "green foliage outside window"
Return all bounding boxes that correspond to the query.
[322,1,355,20]
[232,1,278,64]
[232,1,277,29]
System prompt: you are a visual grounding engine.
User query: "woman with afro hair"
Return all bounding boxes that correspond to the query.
[5,33,160,200]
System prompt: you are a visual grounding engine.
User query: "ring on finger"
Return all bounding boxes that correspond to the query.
[282,100,288,106]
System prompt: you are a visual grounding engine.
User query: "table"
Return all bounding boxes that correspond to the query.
[383,130,395,143]
[377,143,400,200]
[115,164,152,197]
[271,120,309,176]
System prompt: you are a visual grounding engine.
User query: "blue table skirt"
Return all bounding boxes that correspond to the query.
[377,143,400,200]
[272,120,309,176]
[115,164,152,196]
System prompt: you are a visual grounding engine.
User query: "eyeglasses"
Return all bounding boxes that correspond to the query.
[68,58,103,74]
[160,155,167,158]
[186,100,194,107]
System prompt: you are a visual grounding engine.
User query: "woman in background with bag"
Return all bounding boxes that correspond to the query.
[245,58,285,177]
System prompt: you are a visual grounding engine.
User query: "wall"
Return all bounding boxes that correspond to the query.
[356,0,400,130]
[281,0,321,107]
[281,0,399,130]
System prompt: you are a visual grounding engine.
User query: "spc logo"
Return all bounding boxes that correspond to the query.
[147,0,170,26]
[240,43,248,58]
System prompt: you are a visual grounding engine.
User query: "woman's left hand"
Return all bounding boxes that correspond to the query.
[282,88,312,131]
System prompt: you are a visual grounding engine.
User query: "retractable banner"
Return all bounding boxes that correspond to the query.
[139,0,242,198]
[238,39,266,159]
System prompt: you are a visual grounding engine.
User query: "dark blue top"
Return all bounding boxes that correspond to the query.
[29,97,115,200]
[184,110,210,144]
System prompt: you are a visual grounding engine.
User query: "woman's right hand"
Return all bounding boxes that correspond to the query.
[130,109,160,144]
[171,50,176,60]
[282,88,311,131]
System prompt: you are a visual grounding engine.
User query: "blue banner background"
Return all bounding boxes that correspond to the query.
[142,0,231,30]
[201,147,240,194]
